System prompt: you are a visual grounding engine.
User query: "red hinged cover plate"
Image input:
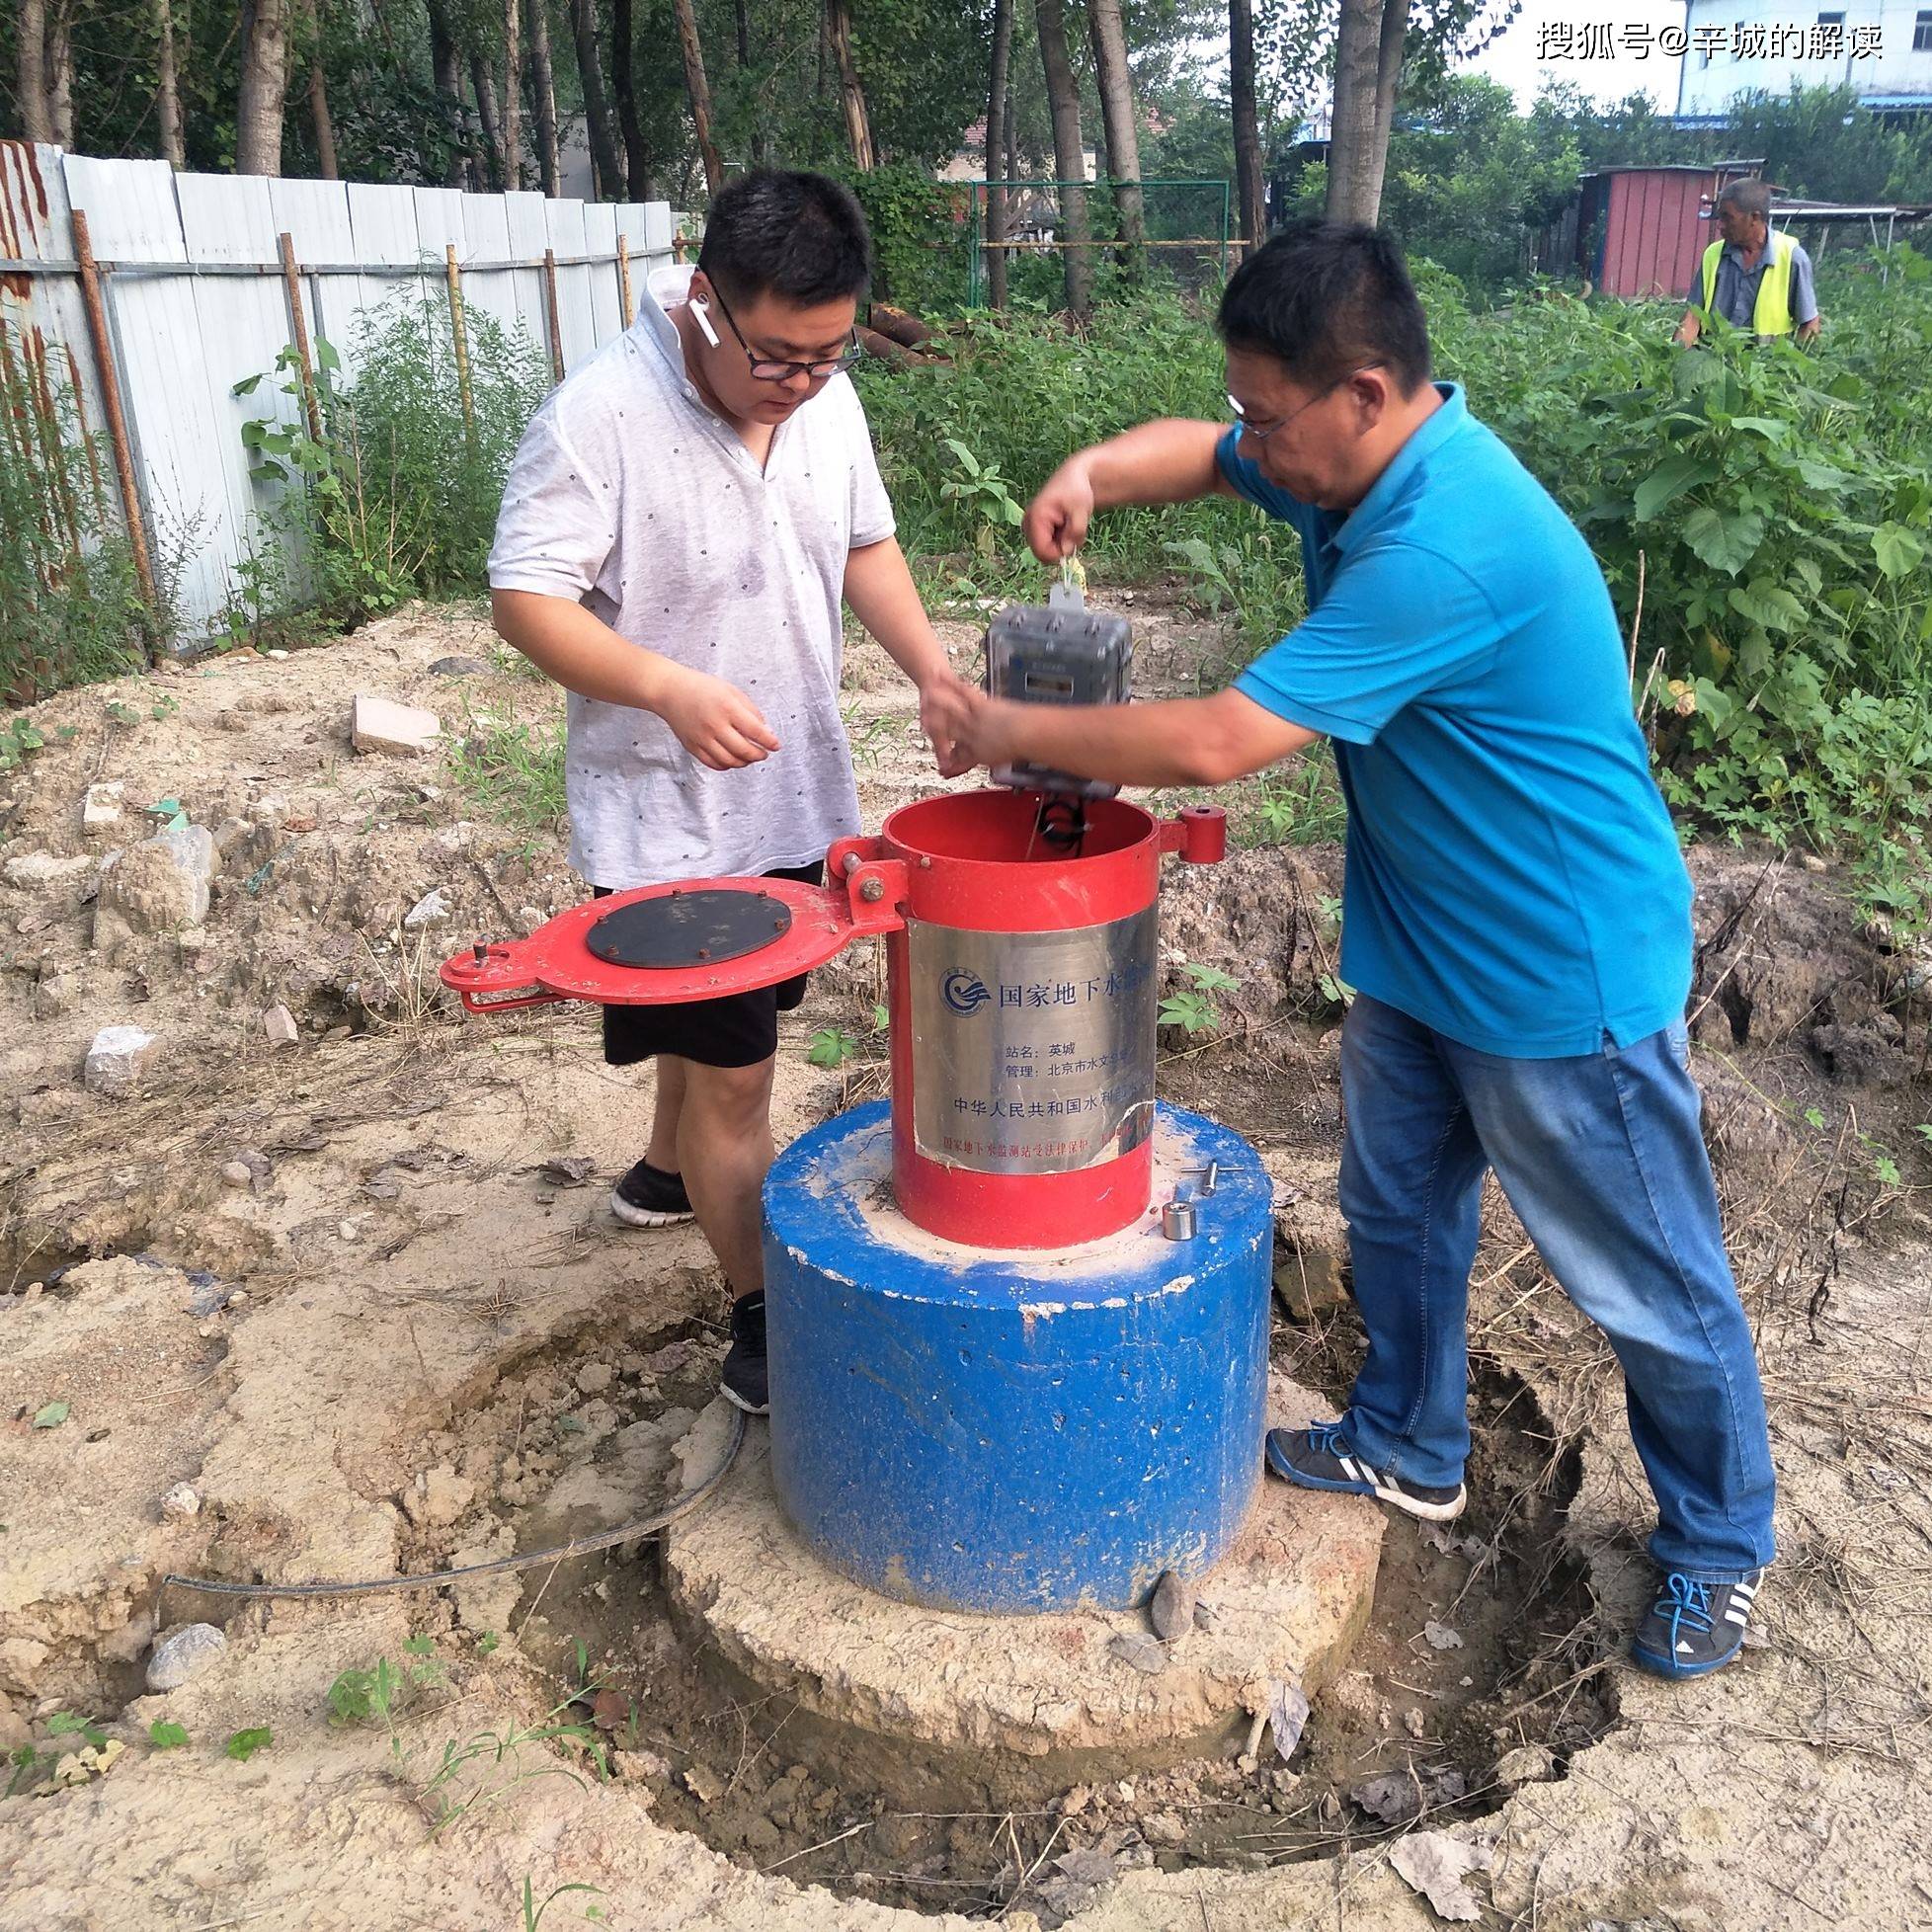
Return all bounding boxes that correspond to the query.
[443,869,904,1011]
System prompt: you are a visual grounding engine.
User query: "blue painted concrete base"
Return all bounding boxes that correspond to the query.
[764,1101,1273,1613]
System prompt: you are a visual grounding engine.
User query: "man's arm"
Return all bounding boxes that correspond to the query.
[926,683,1318,789]
[1025,419,1234,561]
[491,589,779,771]
[1791,244,1821,343]
[1674,307,1703,347]
[843,536,975,771]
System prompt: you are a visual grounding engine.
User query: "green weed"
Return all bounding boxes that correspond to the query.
[807,1027,861,1070]
[448,705,568,833]
[1160,961,1240,1036]
[0,321,156,702]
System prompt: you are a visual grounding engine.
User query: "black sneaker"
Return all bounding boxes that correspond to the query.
[1266,1422,1468,1523]
[609,1159,694,1228]
[1631,1569,1763,1679]
[720,1291,768,1415]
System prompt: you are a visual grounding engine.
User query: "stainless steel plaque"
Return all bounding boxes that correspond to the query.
[907,909,1158,1174]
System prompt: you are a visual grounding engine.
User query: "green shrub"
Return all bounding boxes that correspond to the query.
[0,325,156,701]
[232,293,548,634]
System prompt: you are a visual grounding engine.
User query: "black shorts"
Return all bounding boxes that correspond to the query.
[594,862,824,1071]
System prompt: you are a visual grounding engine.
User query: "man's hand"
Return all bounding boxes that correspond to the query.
[1674,310,1702,347]
[655,664,780,770]
[1023,458,1096,563]
[917,670,982,779]
[1798,316,1821,344]
[922,679,1019,777]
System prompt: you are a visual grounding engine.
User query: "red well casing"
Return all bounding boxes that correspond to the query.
[440,789,1226,1251]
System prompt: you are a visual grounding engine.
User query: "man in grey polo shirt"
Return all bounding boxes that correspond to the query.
[1675,177,1820,346]
[489,171,962,1414]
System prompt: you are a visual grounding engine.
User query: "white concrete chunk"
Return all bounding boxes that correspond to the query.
[81,782,124,833]
[83,1024,160,1094]
[351,694,442,757]
[4,852,94,890]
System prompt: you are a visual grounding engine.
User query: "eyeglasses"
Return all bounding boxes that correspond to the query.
[706,282,863,382]
[1228,362,1385,443]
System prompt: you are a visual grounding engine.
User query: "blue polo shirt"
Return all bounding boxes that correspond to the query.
[1223,383,1692,1058]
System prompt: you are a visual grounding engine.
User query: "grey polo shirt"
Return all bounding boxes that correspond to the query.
[1686,236,1819,332]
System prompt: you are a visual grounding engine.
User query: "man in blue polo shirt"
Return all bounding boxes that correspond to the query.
[927,219,1775,1679]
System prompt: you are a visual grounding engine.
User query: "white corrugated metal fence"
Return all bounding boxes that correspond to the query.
[0,142,678,646]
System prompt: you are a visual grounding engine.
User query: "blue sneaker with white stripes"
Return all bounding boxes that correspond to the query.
[1631,1569,1763,1678]
[1265,1422,1468,1523]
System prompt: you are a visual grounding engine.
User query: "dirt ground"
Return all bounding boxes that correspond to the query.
[2,594,1931,1931]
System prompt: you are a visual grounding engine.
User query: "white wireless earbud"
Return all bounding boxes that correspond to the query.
[689,296,722,349]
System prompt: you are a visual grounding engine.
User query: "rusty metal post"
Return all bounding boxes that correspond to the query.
[616,233,634,326]
[541,247,565,383]
[444,242,475,441]
[70,208,161,646]
[277,231,324,444]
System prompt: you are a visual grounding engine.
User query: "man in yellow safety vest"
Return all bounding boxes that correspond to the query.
[1674,177,1821,346]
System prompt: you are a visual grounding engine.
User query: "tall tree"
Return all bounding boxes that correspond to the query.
[569,0,624,195]
[502,0,523,186]
[825,0,877,171]
[304,0,339,179]
[235,0,293,176]
[426,0,468,185]
[1033,0,1090,315]
[45,1,75,148]
[1086,0,1146,272]
[473,48,508,188]
[153,0,186,167]
[670,0,723,197]
[986,0,1014,307]
[16,0,52,144]
[1328,0,1386,222]
[611,0,652,199]
[525,0,562,194]
[1229,0,1265,245]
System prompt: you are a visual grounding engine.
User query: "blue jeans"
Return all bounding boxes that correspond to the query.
[1337,994,1776,1581]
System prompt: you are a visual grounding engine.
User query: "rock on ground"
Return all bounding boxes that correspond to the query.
[145,1623,227,1693]
[93,825,214,958]
[83,1024,160,1094]
[351,694,442,756]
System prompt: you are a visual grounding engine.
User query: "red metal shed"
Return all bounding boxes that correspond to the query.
[1576,162,1763,300]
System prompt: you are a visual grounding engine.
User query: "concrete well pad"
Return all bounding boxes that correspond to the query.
[663,1377,1383,1792]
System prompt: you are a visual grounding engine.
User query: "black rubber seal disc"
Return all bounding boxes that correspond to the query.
[586,889,793,971]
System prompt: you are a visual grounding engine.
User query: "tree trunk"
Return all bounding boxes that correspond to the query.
[45,2,75,148]
[235,0,292,177]
[153,0,186,166]
[824,0,876,171]
[525,0,561,195]
[670,0,722,198]
[611,0,651,200]
[426,0,467,185]
[1362,0,1409,220]
[985,0,1012,308]
[1327,0,1384,224]
[502,0,523,188]
[567,0,623,196]
[1229,0,1264,247]
[305,0,339,179]
[1033,0,1090,315]
[472,50,507,189]
[734,0,751,66]
[1086,0,1144,275]
[17,0,52,145]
